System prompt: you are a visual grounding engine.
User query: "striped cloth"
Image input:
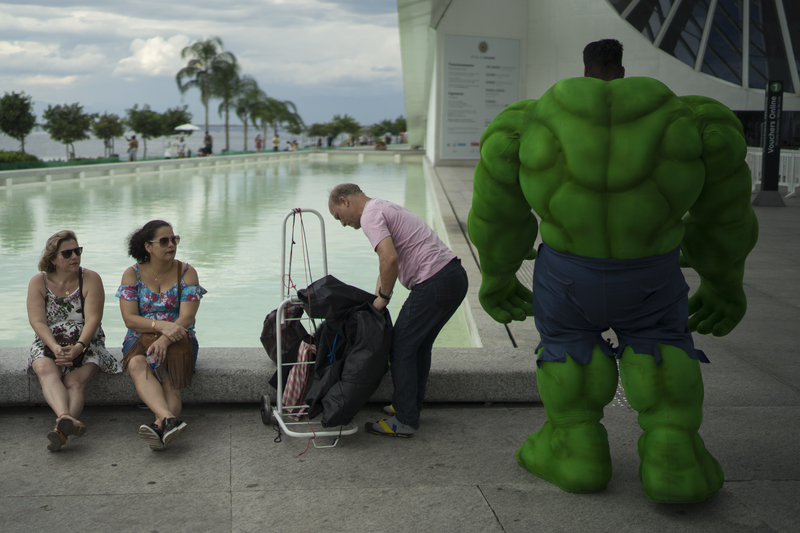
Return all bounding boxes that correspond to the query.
[284,341,316,420]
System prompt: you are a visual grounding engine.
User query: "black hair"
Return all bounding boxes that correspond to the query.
[583,39,624,80]
[127,220,172,263]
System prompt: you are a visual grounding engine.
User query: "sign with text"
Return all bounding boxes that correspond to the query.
[761,80,784,191]
[442,34,520,159]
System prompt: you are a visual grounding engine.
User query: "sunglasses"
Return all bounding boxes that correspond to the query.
[59,247,83,259]
[148,235,181,247]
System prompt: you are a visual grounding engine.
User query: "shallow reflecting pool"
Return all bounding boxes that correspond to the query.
[0,160,472,349]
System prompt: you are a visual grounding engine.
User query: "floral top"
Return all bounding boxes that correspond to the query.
[115,262,207,345]
[27,268,122,375]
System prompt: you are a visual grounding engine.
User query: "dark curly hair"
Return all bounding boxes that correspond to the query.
[127,220,172,263]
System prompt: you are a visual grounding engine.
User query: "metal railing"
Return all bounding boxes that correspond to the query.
[745,148,800,197]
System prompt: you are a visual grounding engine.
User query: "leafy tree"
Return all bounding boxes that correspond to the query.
[391,115,407,135]
[0,91,37,153]
[234,79,263,151]
[161,105,193,136]
[125,104,162,158]
[365,122,384,139]
[176,36,235,132]
[306,123,330,138]
[92,112,125,158]
[251,97,303,145]
[333,114,361,143]
[41,103,96,160]
[209,58,243,152]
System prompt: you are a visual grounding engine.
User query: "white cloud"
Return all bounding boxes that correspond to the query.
[16,74,79,86]
[113,35,192,77]
[0,40,106,73]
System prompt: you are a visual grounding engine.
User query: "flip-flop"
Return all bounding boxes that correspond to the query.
[47,428,67,452]
[364,419,414,438]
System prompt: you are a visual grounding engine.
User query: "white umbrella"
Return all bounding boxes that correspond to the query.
[174,123,200,132]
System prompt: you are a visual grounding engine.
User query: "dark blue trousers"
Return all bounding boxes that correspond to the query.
[391,259,468,429]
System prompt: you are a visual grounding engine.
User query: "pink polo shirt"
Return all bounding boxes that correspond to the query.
[360,198,457,289]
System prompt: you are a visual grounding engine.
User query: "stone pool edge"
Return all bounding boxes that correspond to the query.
[0,154,542,406]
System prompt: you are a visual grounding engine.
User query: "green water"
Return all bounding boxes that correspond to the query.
[0,161,472,349]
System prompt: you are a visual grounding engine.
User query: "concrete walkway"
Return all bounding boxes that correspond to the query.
[1,166,799,532]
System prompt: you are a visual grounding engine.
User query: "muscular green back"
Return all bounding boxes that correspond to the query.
[469,76,758,331]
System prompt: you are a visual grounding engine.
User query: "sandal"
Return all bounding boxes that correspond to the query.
[47,428,67,452]
[57,416,87,437]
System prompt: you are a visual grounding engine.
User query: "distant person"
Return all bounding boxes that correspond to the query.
[375,140,386,151]
[26,230,122,452]
[255,134,263,153]
[285,141,292,151]
[272,134,280,152]
[316,137,322,150]
[203,131,213,155]
[177,137,186,158]
[126,135,138,161]
[386,133,392,145]
[327,184,468,437]
[326,133,334,149]
[117,220,207,451]
[291,140,298,151]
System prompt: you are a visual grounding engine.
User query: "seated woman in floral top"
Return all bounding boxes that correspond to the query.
[116,220,206,451]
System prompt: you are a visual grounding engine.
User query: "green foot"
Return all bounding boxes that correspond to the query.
[638,426,724,503]
[516,420,612,493]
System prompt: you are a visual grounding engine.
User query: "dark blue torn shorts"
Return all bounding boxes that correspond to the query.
[532,243,707,367]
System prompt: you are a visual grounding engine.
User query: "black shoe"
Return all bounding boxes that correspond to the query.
[161,418,187,446]
[138,423,164,451]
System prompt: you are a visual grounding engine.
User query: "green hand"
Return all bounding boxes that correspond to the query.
[478,274,533,323]
[687,281,746,336]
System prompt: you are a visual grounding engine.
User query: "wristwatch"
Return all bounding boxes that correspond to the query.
[378,288,392,302]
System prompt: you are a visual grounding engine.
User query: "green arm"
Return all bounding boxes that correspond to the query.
[680,96,759,336]
[468,100,539,323]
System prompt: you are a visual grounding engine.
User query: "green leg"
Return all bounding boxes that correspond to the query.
[619,345,723,503]
[516,346,618,492]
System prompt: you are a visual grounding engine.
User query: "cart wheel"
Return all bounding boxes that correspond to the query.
[260,395,272,425]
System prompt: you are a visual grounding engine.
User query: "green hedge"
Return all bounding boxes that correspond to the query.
[0,153,120,171]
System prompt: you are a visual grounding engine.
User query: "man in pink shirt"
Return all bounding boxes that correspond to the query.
[328,183,468,436]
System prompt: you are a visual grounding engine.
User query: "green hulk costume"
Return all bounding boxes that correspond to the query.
[468,76,758,503]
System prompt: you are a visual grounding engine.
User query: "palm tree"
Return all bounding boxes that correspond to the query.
[209,58,243,152]
[175,36,235,132]
[234,78,263,151]
[251,96,283,144]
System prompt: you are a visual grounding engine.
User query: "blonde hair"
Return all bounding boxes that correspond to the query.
[38,230,78,273]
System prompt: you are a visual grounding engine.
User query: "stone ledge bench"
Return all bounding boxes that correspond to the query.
[0,347,539,406]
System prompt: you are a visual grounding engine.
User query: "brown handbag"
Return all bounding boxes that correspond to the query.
[122,261,193,389]
[43,268,90,368]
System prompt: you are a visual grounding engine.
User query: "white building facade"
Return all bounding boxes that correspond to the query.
[399,0,800,165]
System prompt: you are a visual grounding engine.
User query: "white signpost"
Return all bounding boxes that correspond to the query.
[441,34,521,160]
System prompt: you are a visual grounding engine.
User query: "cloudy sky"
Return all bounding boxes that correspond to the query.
[0,0,405,128]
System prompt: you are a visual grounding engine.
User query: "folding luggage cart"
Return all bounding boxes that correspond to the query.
[260,208,358,447]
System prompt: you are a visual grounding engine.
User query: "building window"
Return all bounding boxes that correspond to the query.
[627,0,678,42]
[749,0,794,92]
[611,0,800,93]
[701,0,744,85]
[659,0,712,67]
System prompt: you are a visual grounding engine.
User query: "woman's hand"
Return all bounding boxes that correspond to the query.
[145,335,172,365]
[155,320,187,342]
[54,344,83,366]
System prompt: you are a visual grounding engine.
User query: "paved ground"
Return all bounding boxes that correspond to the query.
[1,168,798,532]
